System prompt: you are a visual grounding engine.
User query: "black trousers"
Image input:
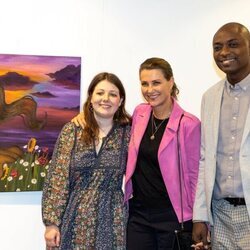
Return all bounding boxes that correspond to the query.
[126,200,192,250]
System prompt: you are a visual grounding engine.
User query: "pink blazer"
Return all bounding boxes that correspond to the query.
[124,100,201,222]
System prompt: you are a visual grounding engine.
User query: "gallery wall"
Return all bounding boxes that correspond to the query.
[0,0,249,249]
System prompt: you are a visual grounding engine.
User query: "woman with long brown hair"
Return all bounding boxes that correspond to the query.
[42,72,131,249]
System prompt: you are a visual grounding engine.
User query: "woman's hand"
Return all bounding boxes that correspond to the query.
[44,225,60,249]
[71,112,85,128]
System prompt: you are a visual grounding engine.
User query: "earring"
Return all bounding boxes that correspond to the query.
[89,103,93,112]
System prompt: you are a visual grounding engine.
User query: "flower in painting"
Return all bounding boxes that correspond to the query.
[10,169,18,178]
[38,157,47,165]
[7,176,13,181]
[42,147,49,154]
[16,188,21,192]
[1,163,9,180]
[37,146,49,166]
[31,179,37,184]
[40,172,46,177]
[23,161,29,167]
[19,159,24,164]
[27,138,37,153]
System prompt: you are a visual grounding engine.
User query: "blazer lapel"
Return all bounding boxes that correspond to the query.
[158,128,175,157]
[133,108,151,152]
[158,100,183,157]
[241,109,250,147]
[125,106,151,182]
[209,82,224,150]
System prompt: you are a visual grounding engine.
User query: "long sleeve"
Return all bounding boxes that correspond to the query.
[42,122,76,227]
[182,116,201,205]
[193,95,209,222]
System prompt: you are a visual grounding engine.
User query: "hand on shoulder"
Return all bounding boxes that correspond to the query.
[71,112,85,129]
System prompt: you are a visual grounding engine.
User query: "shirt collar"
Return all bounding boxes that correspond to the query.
[225,73,250,93]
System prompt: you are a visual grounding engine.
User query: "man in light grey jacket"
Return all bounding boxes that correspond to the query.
[192,22,250,249]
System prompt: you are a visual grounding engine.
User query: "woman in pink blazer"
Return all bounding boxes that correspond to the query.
[125,57,201,250]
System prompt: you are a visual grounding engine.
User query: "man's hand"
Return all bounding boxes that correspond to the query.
[71,112,85,128]
[192,222,210,249]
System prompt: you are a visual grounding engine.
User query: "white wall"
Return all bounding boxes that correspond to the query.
[0,0,250,249]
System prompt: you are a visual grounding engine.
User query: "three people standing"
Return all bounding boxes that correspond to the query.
[42,21,250,250]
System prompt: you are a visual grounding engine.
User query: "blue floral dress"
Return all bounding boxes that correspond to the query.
[42,122,130,250]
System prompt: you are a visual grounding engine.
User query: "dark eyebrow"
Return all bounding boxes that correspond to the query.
[213,38,239,45]
[227,39,239,43]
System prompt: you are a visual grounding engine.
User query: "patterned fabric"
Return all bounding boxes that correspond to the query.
[42,122,130,250]
[211,199,250,249]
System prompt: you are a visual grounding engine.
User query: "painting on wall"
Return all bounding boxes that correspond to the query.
[0,54,81,192]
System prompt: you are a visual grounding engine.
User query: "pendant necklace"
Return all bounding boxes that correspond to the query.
[150,112,169,140]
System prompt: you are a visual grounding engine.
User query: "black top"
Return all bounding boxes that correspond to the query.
[132,113,172,208]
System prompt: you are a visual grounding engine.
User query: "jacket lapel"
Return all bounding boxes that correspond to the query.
[158,100,183,157]
[125,106,151,183]
[209,81,224,151]
[241,109,250,147]
[133,107,151,152]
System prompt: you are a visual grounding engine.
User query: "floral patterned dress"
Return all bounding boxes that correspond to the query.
[42,122,130,250]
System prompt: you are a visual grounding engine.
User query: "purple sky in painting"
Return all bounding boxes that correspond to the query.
[0,53,81,109]
[0,54,81,152]
[0,54,81,70]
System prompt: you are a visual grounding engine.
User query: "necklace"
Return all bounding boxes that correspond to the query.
[150,113,169,140]
[99,124,113,138]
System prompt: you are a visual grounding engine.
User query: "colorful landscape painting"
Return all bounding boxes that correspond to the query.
[0,54,81,192]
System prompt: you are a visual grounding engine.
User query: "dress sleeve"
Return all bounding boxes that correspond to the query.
[42,122,76,227]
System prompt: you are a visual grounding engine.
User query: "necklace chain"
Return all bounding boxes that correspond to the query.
[150,113,169,140]
[99,124,113,137]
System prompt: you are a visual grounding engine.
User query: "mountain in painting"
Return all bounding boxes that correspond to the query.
[47,64,80,88]
[0,72,38,90]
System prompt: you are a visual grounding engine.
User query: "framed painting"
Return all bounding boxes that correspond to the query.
[0,54,81,192]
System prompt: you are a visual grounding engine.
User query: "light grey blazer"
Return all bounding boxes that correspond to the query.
[193,79,250,225]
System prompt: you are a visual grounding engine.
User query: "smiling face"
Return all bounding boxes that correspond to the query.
[140,69,173,117]
[91,80,122,120]
[213,23,250,84]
